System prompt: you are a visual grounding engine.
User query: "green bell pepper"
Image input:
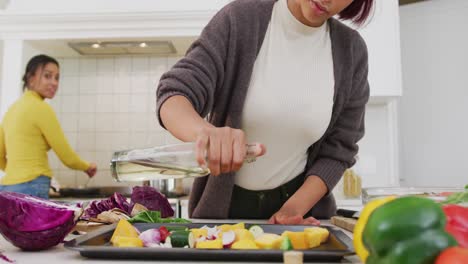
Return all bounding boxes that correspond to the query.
[363,196,458,264]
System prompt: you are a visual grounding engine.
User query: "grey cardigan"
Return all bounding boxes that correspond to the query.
[157,0,369,219]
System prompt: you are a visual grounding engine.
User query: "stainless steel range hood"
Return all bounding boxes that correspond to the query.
[399,0,427,5]
[68,40,176,56]
[26,37,196,58]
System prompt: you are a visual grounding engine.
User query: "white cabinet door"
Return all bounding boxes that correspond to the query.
[347,0,402,97]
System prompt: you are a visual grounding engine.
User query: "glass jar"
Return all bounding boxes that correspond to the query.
[343,168,362,198]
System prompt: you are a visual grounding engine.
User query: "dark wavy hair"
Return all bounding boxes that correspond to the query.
[22,54,59,91]
[338,0,375,25]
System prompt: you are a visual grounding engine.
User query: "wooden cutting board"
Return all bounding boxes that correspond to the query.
[331,216,357,233]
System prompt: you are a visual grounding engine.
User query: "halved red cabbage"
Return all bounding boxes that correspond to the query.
[0,192,82,251]
[131,186,174,218]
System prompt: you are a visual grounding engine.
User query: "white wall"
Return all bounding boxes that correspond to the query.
[399,0,468,187]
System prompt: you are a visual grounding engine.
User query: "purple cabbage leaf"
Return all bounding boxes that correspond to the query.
[82,192,133,220]
[131,186,174,218]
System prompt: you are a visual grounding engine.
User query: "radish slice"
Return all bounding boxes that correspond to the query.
[206,226,219,240]
[222,230,236,248]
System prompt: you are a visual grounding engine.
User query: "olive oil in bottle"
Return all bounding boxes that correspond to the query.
[111,142,263,182]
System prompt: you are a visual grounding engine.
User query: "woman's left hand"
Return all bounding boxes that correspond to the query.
[268,209,320,225]
[85,162,97,178]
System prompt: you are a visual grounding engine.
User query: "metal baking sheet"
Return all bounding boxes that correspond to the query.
[65,223,354,262]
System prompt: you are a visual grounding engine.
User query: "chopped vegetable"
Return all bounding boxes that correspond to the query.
[110,219,140,244]
[0,191,82,251]
[206,226,220,240]
[109,222,332,251]
[190,228,208,239]
[139,229,161,247]
[165,226,189,232]
[254,233,282,249]
[221,230,235,248]
[304,227,329,243]
[280,236,293,250]
[112,236,143,248]
[218,222,245,232]
[305,232,322,249]
[128,211,191,224]
[170,230,190,248]
[159,226,170,243]
[231,240,259,250]
[248,225,264,239]
[233,229,254,242]
[188,232,197,248]
[281,231,307,250]
[196,239,223,249]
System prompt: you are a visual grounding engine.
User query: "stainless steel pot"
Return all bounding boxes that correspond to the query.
[151,179,187,198]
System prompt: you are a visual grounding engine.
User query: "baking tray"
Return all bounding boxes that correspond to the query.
[64,223,354,262]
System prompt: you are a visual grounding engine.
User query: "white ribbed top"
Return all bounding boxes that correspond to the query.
[235,0,334,190]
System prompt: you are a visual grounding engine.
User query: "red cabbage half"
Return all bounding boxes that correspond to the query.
[0,192,82,251]
[131,186,174,218]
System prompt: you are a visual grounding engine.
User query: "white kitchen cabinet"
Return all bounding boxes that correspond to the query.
[347,0,403,98]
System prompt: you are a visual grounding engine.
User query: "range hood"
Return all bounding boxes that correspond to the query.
[68,40,176,56]
[399,0,427,5]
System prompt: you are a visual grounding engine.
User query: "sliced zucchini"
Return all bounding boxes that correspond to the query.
[166,226,189,232]
[280,236,293,250]
[170,230,190,248]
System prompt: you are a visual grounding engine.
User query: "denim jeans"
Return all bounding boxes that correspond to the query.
[0,176,51,199]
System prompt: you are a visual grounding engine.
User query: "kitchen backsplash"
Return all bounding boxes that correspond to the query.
[48,55,395,194]
[49,56,183,188]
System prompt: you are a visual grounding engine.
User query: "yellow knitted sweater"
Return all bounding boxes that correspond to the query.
[0,90,89,185]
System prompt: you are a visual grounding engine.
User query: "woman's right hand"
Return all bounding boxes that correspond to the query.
[194,127,264,176]
[85,162,97,178]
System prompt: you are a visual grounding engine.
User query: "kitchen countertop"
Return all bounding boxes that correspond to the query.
[0,219,361,264]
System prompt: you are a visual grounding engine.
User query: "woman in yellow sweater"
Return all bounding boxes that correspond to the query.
[0,54,97,199]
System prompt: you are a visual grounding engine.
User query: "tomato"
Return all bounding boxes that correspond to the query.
[435,247,468,264]
[159,226,170,242]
